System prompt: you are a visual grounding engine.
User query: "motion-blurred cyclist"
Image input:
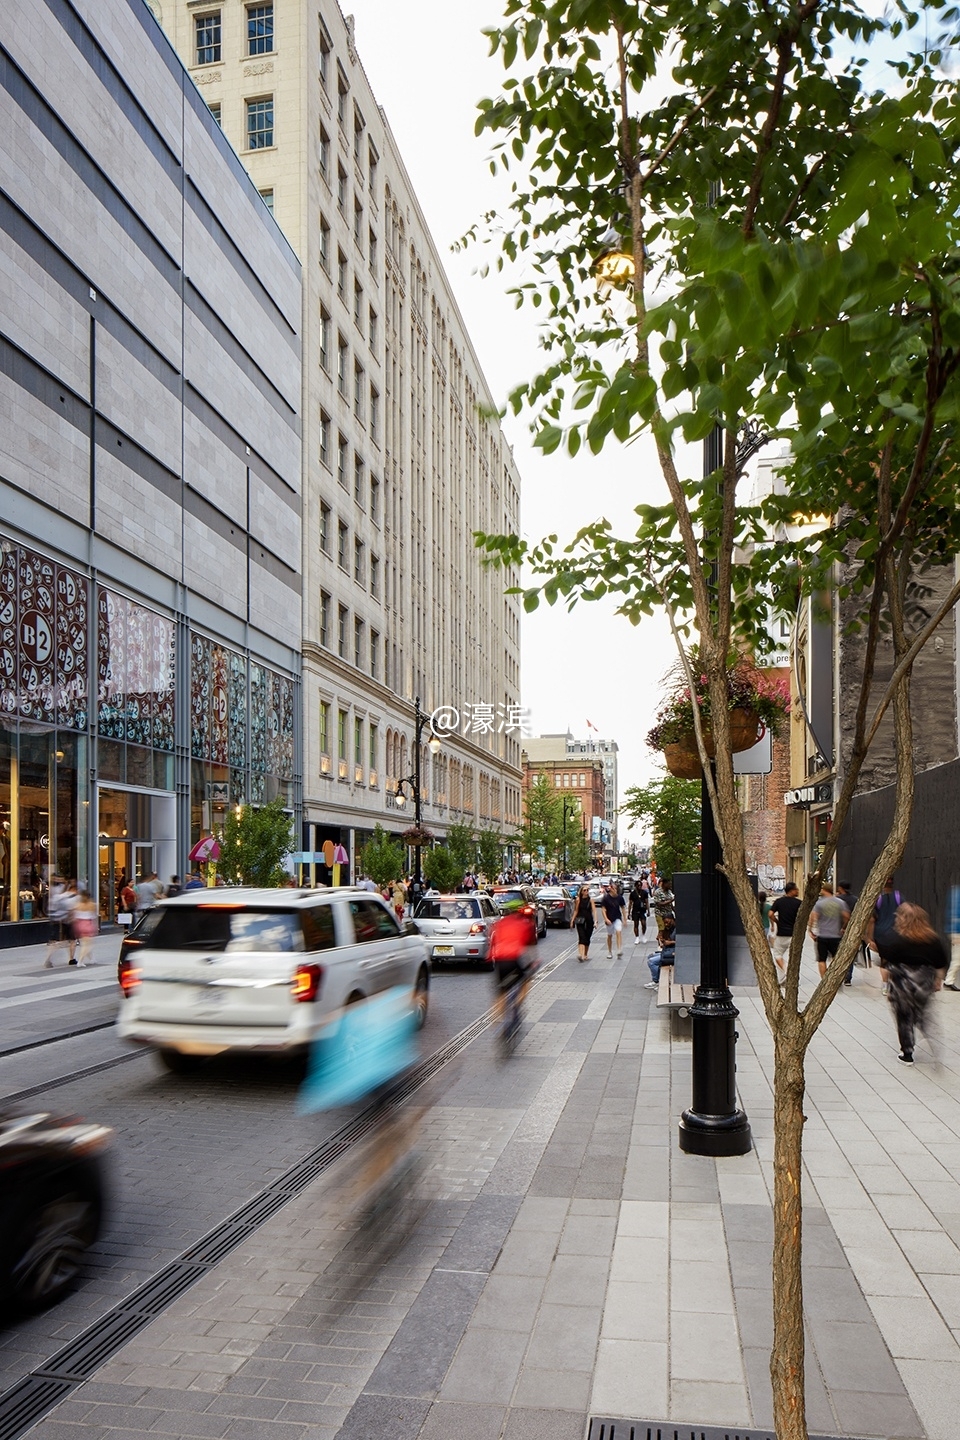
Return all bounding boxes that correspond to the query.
[489,897,537,1040]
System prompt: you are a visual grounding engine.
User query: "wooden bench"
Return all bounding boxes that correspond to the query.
[657,964,696,1017]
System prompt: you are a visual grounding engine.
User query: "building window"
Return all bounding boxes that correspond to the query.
[368,143,378,195]
[370,632,379,681]
[338,608,348,660]
[354,279,363,330]
[337,335,348,395]
[319,591,330,647]
[370,554,379,600]
[337,249,347,300]
[555,774,561,787]
[337,66,348,125]
[337,522,348,570]
[354,617,364,668]
[354,453,364,504]
[319,700,330,758]
[370,386,380,443]
[208,102,222,126]
[354,109,365,161]
[368,226,378,271]
[246,97,273,150]
[247,3,273,55]
[319,125,330,182]
[580,772,585,787]
[354,198,363,247]
[319,308,331,372]
[368,307,378,350]
[370,476,380,524]
[354,716,363,766]
[195,11,221,64]
[338,708,347,760]
[319,20,331,86]
[337,164,347,214]
[369,719,378,772]
[258,187,274,214]
[354,538,364,585]
[337,433,348,488]
[319,499,330,550]
[354,362,364,420]
[319,215,330,271]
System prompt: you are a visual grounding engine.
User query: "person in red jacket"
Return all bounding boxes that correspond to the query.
[489,902,536,1032]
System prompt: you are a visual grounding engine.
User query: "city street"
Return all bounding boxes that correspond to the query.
[5,930,960,1439]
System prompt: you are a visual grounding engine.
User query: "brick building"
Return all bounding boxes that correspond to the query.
[521,749,606,855]
[738,668,792,894]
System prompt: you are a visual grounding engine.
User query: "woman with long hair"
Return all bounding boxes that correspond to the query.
[570,884,597,962]
[870,902,948,1064]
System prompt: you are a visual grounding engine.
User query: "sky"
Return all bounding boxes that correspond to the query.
[344,0,680,840]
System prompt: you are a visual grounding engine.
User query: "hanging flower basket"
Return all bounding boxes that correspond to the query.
[401,826,434,847]
[663,740,703,780]
[699,707,762,757]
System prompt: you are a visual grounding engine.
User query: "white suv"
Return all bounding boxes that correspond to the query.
[116,887,429,1074]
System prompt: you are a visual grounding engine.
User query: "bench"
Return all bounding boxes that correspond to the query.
[657,964,696,1017]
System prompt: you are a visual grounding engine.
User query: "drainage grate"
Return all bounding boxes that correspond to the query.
[0,955,570,1440]
[587,1420,867,1440]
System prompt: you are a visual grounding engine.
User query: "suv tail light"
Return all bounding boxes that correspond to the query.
[468,922,486,935]
[292,963,323,1002]
[118,956,141,996]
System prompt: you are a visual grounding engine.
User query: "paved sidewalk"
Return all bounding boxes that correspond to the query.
[20,939,960,1440]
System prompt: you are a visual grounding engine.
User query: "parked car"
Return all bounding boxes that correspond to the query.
[116,887,430,1074]
[0,1109,112,1312]
[536,886,574,927]
[412,893,499,964]
[490,886,547,940]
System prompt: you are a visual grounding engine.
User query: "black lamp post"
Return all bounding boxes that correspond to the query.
[395,695,441,896]
[678,422,766,1158]
[562,797,577,876]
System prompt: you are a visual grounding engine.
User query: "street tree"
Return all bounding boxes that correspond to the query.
[218,799,293,888]
[471,3,960,1434]
[523,773,564,869]
[446,822,478,878]
[361,825,405,889]
[621,775,701,881]
[564,808,592,873]
[423,845,463,894]
[477,826,506,879]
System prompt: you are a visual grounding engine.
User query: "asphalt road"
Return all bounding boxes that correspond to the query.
[0,924,575,1394]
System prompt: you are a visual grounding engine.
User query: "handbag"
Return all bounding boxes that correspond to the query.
[297,986,417,1114]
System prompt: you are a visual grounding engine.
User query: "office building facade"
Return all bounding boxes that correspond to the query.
[161,0,524,876]
[0,0,302,941]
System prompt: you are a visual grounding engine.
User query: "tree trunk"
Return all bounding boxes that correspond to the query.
[770,1031,807,1440]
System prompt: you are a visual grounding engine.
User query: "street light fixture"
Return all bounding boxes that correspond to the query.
[394,696,441,899]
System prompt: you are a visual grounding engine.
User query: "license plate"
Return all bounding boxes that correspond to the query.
[433,945,455,956]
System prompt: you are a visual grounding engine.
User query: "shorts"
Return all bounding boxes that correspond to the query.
[772,934,793,960]
[492,958,530,996]
[815,936,841,964]
[604,917,623,935]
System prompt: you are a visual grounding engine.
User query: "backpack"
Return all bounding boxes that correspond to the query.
[874,891,902,939]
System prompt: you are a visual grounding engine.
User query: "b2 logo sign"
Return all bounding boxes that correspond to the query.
[20,612,52,665]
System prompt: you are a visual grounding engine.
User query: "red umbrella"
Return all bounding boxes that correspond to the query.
[188,836,221,862]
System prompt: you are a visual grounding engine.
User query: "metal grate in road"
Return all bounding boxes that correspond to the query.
[0,948,571,1440]
[586,1419,867,1440]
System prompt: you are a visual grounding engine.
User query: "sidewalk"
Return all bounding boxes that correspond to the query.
[22,938,960,1440]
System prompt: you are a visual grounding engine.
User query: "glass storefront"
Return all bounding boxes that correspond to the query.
[0,534,298,929]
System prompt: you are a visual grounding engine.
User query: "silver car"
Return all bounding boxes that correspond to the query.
[412,893,499,964]
[116,887,430,1073]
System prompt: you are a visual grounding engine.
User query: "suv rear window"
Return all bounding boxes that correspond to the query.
[133,906,304,953]
[414,899,481,920]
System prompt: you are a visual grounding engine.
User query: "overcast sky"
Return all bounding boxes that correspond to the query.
[343,1,683,837]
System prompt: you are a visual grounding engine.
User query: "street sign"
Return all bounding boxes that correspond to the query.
[733,728,772,775]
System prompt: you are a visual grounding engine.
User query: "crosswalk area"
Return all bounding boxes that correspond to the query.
[0,933,122,1057]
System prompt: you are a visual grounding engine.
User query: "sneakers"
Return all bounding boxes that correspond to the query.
[945,983,959,991]
[898,1052,914,1065]
[882,982,890,996]
[43,958,53,968]
[644,980,658,989]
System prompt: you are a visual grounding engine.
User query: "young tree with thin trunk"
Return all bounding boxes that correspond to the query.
[470,3,960,1435]
[621,775,701,880]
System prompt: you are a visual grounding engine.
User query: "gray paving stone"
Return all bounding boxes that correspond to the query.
[363,1269,486,1399]
[502,1406,588,1440]
[438,1193,523,1274]
[416,1401,506,1440]
[830,1386,927,1438]
[814,1320,911,1394]
[439,1328,524,1403]
[336,1393,432,1440]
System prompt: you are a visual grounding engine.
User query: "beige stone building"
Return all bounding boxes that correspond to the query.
[159,0,523,872]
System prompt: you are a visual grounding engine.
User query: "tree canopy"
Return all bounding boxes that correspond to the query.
[218,799,293,888]
[621,774,701,880]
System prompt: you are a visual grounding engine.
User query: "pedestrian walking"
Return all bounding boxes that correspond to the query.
[166,874,183,898]
[570,884,596,962]
[868,875,903,994]
[869,902,947,1064]
[837,880,861,984]
[628,879,648,942]
[390,878,406,922]
[601,882,626,957]
[70,885,98,967]
[943,883,960,990]
[44,875,77,968]
[807,881,849,979]
[769,882,802,979]
[134,871,163,919]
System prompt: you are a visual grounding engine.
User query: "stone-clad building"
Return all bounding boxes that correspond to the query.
[0,0,301,941]
[160,0,524,877]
